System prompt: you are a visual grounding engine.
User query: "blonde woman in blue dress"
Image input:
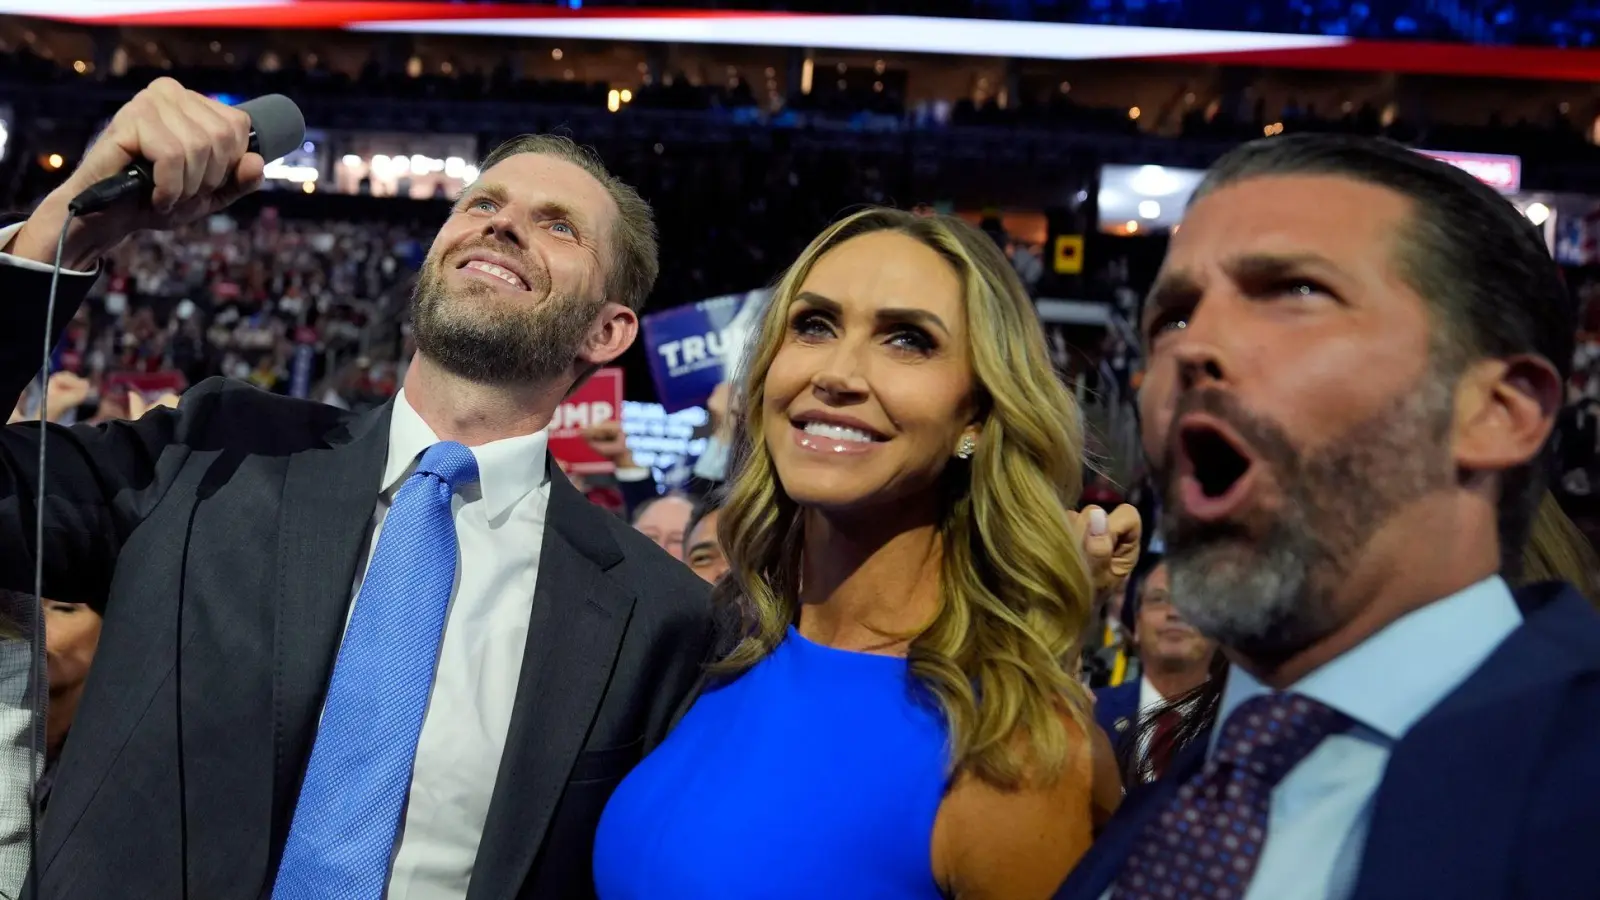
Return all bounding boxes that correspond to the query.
[594,208,1138,899]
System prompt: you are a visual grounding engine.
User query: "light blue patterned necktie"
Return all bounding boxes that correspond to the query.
[273,441,480,899]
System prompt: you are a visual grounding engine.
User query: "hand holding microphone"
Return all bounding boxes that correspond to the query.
[5,78,303,269]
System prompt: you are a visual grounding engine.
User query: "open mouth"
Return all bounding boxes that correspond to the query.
[1175,416,1258,520]
[458,259,529,291]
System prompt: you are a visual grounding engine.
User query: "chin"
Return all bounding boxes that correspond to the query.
[776,466,883,513]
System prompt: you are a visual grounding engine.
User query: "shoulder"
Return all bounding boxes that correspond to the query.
[1519,583,1600,665]
[597,506,713,617]
[932,711,1102,900]
[177,376,359,448]
[1094,681,1139,707]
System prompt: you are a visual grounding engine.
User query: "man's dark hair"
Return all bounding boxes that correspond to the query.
[629,491,691,527]
[1190,134,1576,578]
[681,494,721,559]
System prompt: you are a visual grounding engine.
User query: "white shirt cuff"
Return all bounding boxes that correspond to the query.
[0,222,99,276]
[614,466,652,483]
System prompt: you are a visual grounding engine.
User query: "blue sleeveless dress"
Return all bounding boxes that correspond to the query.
[592,626,950,899]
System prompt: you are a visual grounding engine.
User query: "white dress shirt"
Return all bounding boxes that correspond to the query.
[346,390,552,900]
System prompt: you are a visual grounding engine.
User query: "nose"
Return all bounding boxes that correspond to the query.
[483,206,526,250]
[1176,349,1227,392]
[810,343,869,402]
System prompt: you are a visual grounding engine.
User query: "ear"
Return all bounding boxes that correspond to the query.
[1452,353,1563,475]
[579,303,639,368]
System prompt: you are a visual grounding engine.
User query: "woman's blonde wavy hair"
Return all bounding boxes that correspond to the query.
[712,207,1098,790]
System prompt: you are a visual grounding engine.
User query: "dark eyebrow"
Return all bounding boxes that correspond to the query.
[793,291,950,336]
[1142,251,1344,337]
[1225,251,1339,286]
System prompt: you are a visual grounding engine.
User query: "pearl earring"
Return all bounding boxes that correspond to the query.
[956,434,977,460]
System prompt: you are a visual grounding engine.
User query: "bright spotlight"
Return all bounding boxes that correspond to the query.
[1138,200,1161,220]
[1524,202,1551,226]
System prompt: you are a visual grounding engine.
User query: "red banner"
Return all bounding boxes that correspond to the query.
[104,370,188,405]
[547,367,624,475]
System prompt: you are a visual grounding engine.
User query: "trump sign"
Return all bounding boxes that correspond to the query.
[547,367,624,474]
[642,289,768,411]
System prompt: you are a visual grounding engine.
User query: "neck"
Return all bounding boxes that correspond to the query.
[403,353,568,446]
[1144,660,1211,701]
[797,499,943,655]
[1232,495,1500,689]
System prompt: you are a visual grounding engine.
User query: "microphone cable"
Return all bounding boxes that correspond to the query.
[25,208,77,900]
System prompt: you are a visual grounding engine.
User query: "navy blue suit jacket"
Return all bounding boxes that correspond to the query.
[1056,582,1600,900]
[1093,681,1140,752]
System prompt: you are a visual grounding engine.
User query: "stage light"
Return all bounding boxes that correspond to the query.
[1138,200,1160,219]
[1524,202,1551,226]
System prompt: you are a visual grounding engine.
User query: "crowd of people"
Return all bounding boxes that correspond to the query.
[11,210,423,422]
[0,73,1597,900]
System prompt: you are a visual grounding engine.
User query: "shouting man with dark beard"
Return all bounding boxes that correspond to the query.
[0,78,710,900]
[1054,135,1600,900]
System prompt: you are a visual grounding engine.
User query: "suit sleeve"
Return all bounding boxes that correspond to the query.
[0,234,191,611]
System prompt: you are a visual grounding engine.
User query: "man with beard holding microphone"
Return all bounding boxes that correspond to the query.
[1055,134,1600,900]
[0,79,711,898]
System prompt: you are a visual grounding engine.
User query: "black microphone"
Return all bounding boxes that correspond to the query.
[66,94,306,216]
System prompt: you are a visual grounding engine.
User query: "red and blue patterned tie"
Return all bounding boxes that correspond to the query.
[1110,692,1352,900]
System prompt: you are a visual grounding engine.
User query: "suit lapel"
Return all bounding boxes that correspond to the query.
[268,401,392,847]
[1053,735,1209,900]
[1352,585,1599,900]
[468,462,635,900]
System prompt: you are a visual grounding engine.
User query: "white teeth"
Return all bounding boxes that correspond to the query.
[803,422,875,443]
[464,260,526,289]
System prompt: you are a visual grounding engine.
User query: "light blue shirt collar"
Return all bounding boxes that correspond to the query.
[1212,576,1522,752]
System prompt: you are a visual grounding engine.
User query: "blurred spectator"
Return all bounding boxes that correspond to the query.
[53,212,421,416]
[42,600,101,769]
[682,497,728,584]
[630,493,695,561]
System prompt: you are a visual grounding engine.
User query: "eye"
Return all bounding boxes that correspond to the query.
[1144,311,1189,343]
[791,310,834,340]
[1275,279,1332,300]
[886,325,935,355]
[550,221,576,237]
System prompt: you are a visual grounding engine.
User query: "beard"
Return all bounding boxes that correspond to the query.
[1157,373,1456,662]
[409,250,604,386]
